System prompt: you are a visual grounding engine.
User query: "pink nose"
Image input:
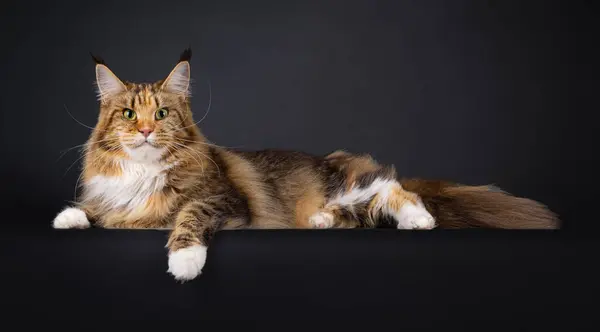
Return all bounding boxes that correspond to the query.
[139,128,153,138]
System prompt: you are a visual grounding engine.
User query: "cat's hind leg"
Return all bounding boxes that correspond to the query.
[368,181,436,229]
[314,176,436,230]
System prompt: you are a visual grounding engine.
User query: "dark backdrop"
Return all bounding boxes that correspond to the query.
[1,0,597,326]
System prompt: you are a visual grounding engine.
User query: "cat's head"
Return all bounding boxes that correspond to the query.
[90,48,201,163]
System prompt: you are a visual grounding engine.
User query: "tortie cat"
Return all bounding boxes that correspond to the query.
[52,49,560,282]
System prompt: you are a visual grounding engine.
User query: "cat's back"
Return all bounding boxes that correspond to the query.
[234,149,327,175]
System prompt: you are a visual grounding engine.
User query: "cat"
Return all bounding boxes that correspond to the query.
[52,48,560,282]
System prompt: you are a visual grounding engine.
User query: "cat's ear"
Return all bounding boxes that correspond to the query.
[95,64,127,102]
[160,48,192,97]
[91,53,126,102]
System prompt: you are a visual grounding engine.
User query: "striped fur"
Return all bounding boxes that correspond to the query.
[52,49,561,282]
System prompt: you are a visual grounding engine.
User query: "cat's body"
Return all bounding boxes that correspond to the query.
[53,49,560,282]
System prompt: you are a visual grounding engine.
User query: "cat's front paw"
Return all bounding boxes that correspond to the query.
[396,202,436,230]
[52,207,91,229]
[309,211,335,229]
[167,245,207,282]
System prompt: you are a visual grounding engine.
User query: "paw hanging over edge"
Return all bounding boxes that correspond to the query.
[167,244,207,282]
[52,207,91,229]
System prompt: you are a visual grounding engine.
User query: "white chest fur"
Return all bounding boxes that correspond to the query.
[84,159,172,212]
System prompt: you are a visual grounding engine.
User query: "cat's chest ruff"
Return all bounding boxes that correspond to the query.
[86,159,174,211]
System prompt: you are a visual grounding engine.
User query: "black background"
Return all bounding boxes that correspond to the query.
[1,0,597,326]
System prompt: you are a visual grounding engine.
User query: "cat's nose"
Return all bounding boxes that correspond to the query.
[139,128,153,138]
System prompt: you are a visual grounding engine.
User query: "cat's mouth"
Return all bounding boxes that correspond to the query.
[129,140,160,149]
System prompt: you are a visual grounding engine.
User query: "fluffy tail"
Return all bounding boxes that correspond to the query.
[399,179,561,229]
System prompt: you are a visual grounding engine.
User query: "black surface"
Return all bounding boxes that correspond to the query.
[4,226,598,326]
[1,0,597,326]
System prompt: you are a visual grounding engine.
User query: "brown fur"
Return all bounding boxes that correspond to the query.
[55,49,560,281]
[399,179,560,229]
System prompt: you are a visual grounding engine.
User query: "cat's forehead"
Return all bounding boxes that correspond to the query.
[124,82,162,94]
[121,82,165,108]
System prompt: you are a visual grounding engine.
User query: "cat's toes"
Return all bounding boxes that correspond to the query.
[167,245,207,282]
[52,207,90,229]
[309,211,335,229]
[396,203,436,230]
[408,214,436,230]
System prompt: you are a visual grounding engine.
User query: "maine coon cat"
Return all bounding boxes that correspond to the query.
[52,49,560,282]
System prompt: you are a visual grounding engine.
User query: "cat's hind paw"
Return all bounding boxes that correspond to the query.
[52,207,91,229]
[395,201,436,230]
[167,245,207,282]
[309,211,335,229]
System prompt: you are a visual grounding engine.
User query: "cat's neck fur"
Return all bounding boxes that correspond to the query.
[78,134,212,228]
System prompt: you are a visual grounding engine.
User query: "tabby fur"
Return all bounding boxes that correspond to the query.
[52,49,560,282]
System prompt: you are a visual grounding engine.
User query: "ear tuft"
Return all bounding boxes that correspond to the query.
[95,64,126,102]
[179,47,192,63]
[161,61,191,97]
[90,52,107,65]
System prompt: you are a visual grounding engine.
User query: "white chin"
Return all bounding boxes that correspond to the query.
[124,143,165,163]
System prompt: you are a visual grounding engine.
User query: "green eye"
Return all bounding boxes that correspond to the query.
[155,108,168,120]
[122,109,136,121]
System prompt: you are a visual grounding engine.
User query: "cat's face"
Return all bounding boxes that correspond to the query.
[92,58,197,162]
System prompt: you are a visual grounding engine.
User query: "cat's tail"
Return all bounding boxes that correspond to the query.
[399,178,561,229]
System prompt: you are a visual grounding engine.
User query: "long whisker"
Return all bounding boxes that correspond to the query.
[167,142,205,175]
[73,169,85,202]
[63,152,87,177]
[180,78,212,130]
[170,140,222,177]
[56,137,118,162]
[67,141,121,202]
[161,79,212,135]
[63,144,120,177]
[75,145,123,200]
[91,145,121,165]
[163,142,178,165]
[196,148,221,177]
[57,145,87,163]
[63,104,96,131]
[177,138,244,150]
[153,134,243,150]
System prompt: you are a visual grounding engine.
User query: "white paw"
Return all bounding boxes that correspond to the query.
[309,211,335,229]
[52,207,91,229]
[396,201,436,230]
[167,245,207,282]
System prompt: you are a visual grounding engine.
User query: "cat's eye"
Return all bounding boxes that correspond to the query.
[155,108,169,120]
[122,109,137,121]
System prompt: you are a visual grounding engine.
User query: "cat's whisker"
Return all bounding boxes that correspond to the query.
[163,142,178,165]
[78,145,122,205]
[90,145,121,164]
[56,137,119,162]
[177,138,243,150]
[57,145,87,163]
[161,78,212,135]
[194,148,221,177]
[153,134,242,150]
[166,141,206,175]
[73,168,85,202]
[170,140,222,177]
[63,104,96,131]
[170,140,221,178]
[64,144,121,177]
[179,79,212,130]
[63,152,87,177]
